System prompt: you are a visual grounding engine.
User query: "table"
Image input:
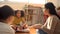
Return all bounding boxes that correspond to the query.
[15,30,29,34]
[29,27,36,34]
[15,27,36,34]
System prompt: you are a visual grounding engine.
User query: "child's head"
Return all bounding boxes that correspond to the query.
[15,10,25,18]
[15,10,21,18]
[0,5,14,24]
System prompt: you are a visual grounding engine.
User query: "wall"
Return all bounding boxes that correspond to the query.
[0,2,27,10]
[0,0,60,9]
[58,0,60,7]
[47,0,58,7]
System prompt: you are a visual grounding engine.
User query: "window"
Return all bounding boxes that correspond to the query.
[8,0,46,4]
[28,0,46,4]
[0,0,4,2]
[8,0,28,3]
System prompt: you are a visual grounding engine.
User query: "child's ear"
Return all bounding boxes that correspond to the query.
[7,16,14,24]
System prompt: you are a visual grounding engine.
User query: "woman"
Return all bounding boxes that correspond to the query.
[32,2,60,34]
[0,5,15,34]
[12,10,27,30]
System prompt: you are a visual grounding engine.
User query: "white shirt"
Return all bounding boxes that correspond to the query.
[46,16,53,30]
[0,22,15,34]
[42,15,60,34]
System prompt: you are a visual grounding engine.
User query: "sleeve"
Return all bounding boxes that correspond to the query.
[12,17,16,25]
[21,17,28,28]
[21,17,25,23]
[41,16,58,34]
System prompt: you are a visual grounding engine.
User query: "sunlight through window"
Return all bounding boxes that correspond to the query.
[8,0,28,3]
[8,0,46,4]
[29,0,46,4]
[0,0,4,2]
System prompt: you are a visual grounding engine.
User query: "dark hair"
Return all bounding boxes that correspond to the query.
[20,10,25,17]
[15,10,25,17]
[45,2,60,19]
[15,10,20,16]
[0,5,14,20]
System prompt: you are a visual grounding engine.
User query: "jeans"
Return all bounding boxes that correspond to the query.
[37,29,47,34]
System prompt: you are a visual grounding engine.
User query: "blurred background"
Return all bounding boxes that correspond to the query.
[0,0,60,34]
[0,0,60,26]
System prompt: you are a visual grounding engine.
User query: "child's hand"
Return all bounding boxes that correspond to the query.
[23,23,28,29]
